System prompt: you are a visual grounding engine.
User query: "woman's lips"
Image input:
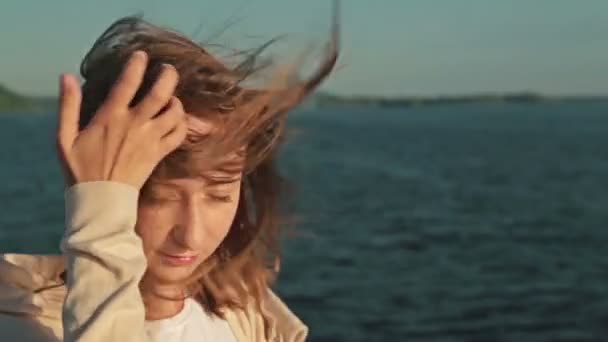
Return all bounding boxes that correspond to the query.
[159,252,199,266]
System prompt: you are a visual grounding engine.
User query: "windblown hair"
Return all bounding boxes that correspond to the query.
[77,6,339,317]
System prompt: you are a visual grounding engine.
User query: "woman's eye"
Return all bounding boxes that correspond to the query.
[207,194,233,203]
[146,197,172,204]
[143,192,180,203]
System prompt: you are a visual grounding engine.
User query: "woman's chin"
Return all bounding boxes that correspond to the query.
[146,259,202,285]
[150,269,192,286]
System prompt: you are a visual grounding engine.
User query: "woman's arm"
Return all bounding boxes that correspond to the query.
[61,181,148,342]
[55,50,190,341]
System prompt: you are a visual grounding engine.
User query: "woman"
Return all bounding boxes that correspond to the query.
[0,6,338,342]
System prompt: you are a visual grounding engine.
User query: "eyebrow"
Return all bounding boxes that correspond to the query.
[152,175,241,190]
[200,164,244,185]
[203,175,242,187]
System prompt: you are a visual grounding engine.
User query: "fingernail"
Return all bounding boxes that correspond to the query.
[132,50,147,60]
[60,74,69,92]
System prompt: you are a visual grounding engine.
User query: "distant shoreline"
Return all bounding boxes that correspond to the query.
[306,92,608,109]
[0,84,57,113]
[2,84,607,113]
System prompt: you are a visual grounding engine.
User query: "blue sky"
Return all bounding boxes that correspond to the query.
[1,0,606,96]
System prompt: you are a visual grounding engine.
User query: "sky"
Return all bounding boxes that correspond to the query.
[1,0,607,97]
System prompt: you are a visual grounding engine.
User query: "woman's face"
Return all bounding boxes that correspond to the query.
[135,174,242,286]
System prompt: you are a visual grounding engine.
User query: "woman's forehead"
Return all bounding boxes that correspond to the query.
[158,155,244,187]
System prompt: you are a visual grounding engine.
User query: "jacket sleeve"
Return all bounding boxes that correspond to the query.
[60,181,150,342]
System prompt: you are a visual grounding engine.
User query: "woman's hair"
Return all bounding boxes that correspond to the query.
[76,8,339,317]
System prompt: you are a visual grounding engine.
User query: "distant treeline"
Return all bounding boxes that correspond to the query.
[309,92,608,108]
[0,84,57,113]
[2,83,607,113]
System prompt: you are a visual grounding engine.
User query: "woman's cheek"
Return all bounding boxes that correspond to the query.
[135,205,174,252]
[202,199,239,243]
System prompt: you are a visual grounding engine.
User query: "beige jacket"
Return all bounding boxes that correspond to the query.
[0,182,307,342]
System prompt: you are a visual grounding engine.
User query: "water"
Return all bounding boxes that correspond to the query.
[1,102,607,341]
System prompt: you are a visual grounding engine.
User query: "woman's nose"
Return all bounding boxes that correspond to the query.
[171,197,205,250]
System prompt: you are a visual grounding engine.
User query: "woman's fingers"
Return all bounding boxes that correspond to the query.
[153,96,185,137]
[153,97,189,156]
[104,51,148,111]
[133,63,179,119]
[57,73,82,150]
[153,98,217,157]
[56,73,82,187]
[160,115,188,157]
[186,115,214,136]
[56,53,199,189]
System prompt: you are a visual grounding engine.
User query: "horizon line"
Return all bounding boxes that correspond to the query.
[2,82,608,99]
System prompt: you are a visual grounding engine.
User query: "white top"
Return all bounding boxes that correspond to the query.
[144,297,237,342]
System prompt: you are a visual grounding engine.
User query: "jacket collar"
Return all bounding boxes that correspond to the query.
[0,253,307,342]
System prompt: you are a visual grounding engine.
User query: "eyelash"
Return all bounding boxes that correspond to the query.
[144,193,232,204]
[207,194,233,203]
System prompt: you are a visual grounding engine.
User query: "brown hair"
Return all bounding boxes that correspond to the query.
[77,7,339,317]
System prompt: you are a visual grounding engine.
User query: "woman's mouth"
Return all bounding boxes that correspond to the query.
[159,252,199,266]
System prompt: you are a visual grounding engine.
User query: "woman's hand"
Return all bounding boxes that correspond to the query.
[56,51,188,190]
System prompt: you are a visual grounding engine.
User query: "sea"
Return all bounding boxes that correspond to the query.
[1,101,607,341]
